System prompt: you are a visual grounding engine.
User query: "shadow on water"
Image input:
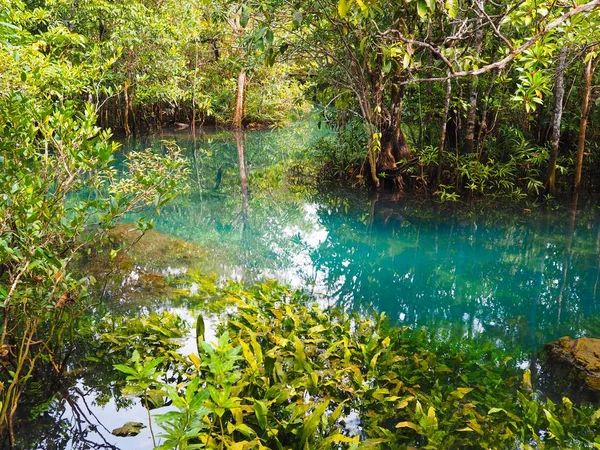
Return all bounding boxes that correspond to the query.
[14,124,600,448]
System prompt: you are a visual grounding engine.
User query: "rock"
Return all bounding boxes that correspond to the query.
[546,336,600,391]
[108,224,207,268]
[111,421,146,437]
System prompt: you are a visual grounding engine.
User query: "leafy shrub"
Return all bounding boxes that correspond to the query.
[114,280,600,449]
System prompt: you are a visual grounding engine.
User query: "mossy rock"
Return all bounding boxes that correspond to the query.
[111,421,145,437]
[546,336,600,392]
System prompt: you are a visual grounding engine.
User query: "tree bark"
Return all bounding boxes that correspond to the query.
[476,70,498,160]
[546,46,568,195]
[437,76,452,187]
[233,69,246,129]
[123,81,131,136]
[463,15,484,154]
[573,54,595,192]
[378,79,410,172]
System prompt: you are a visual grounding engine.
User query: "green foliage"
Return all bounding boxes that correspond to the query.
[308,119,367,180]
[0,0,190,437]
[94,311,188,364]
[113,280,600,449]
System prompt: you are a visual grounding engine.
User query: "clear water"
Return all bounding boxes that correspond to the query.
[129,126,600,353]
[18,124,600,449]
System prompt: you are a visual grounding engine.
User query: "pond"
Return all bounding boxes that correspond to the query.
[17,123,600,449]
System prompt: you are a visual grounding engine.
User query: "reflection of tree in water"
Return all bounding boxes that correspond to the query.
[139,128,324,284]
[310,192,600,352]
[10,300,138,450]
[14,385,123,450]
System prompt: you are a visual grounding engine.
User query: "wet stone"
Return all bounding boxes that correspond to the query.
[546,336,600,392]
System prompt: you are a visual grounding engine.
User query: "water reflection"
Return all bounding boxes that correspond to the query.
[16,126,600,449]
[308,192,600,351]
[137,127,600,352]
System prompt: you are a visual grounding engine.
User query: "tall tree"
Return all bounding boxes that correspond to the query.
[573,51,596,192]
[546,46,568,195]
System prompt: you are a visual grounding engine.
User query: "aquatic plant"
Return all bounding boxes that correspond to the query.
[114,280,600,449]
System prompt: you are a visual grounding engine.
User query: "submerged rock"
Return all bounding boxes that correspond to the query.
[80,224,213,305]
[111,421,146,437]
[109,224,207,269]
[546,336,600,391]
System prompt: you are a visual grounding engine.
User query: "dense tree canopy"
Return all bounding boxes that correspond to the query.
[4,0,598,195]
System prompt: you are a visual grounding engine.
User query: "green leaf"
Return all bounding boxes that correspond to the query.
[395,421,422,433]
[544,409,565,440]
[445,0,457,18]
[300,400,330,445]
[254,400,268,430]
[235,423,256,437]
[113,364,137,376]
[0,21,19,30]
[240,6,250,28]
[318,433,356,449]
[196,313,205,353]
[265,29,274,46]
[338,0,351,18]
[417,0,427,18]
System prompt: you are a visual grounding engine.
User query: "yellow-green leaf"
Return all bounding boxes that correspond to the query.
[301,400,330,445]
[417,0,427,18]
[395,421,421,433]
[338,0,351,18]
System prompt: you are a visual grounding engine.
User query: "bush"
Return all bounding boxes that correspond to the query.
[113,279,600,449]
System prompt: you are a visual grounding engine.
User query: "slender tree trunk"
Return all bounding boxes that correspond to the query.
[437,76,452,187]
[464,17,484,154]
[476,70,498,160]
[129,86,136,133]
[123,81,131,136]
[233,69,246,129]
[192,40,198,133]
[390,82,410,161]
[574,54,595,192]
[367,128,380,188]
[356,91,380,188]
[546,46,568,195]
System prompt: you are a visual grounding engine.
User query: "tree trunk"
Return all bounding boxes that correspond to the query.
[573,54,594,192]
[463,17,484,154]
[437,76,452,187]
[546,46,568,195]
[233,69,246,129]
[378,81,410,172]
[476,70,498,160]
[123,81,131,136]
[389,82,411,161]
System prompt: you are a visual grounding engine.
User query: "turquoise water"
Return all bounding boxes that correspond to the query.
[17,125,600,449]
[127,126,600,352]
